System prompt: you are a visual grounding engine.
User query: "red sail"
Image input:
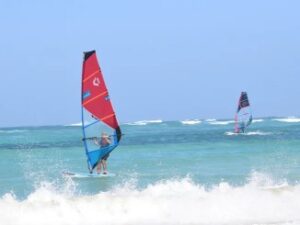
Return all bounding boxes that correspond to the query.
[81,50,119,129]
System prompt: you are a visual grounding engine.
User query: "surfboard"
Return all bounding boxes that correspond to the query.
[62,171,116,178]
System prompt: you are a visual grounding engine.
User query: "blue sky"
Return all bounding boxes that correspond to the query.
[0,0,299,127]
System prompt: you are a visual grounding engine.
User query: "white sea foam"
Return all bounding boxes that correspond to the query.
[181,119,201,125]
[273,117,300,123]
[205,118,217,122]
[225,131,239,136]
[65,121,96,127]
[1,174,300,225]
[205,118,263,125]
[64,122,82,127]
[0,129,27,133]
[208,120,235,125]
[252,119,264,123]
[225,130,272,136]
[125,119,163,126]
[244,131,272,136]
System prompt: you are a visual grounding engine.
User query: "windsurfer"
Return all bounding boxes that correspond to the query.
[234,92,252,133]
[81,51,122,175]
[94,132,111,174]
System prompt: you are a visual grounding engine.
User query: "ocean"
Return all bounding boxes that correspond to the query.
[0,117,300,225]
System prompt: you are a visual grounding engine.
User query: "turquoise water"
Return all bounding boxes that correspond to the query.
[1,117,300,225]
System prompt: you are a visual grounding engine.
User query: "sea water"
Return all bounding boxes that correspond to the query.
[0,117,300,225]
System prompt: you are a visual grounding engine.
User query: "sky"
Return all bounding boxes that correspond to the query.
[0,0,299,127]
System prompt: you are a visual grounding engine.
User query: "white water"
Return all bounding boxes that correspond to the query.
[0,129,28,133]
[1,174,300,225]
[125,119,163,126]
[273,117,300,123]
[225,130,272,136]
[181,119,202,125]
[208,120,235,125]
[205,119,217,122]
[65,122,82,127]
[252,119,264,123]
[65,121,90,127]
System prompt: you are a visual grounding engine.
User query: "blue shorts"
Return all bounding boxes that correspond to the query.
[102,153,110,161]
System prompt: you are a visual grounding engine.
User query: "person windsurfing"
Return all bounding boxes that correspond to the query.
[234,92,252,133]
[81,50,122,174]
[93,132,111,174]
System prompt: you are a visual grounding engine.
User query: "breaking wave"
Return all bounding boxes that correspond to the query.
[252,119,264,123]
[208,120,235,125]
[273,117,300,123]
[205,119,217,122]
[225,130,272,136]
[0,129,28,134]
[125,120,163,126]
[181,119,202,125]
[1,173,300,225]
[64,122,82,127]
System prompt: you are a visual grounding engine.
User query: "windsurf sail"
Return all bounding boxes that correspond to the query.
[81,50,122,173]
[234,92,252,133]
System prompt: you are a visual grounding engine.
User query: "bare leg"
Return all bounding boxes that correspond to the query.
[102,159,107,174]
[96,162,101,174]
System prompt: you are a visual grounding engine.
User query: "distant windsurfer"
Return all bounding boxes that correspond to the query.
[94,132,111,174]
[234,92,252,133]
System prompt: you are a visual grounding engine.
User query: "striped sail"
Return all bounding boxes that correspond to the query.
[81,50,121,172]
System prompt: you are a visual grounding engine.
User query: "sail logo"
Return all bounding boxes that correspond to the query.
[93,77,101,86]
[82,91,91,100]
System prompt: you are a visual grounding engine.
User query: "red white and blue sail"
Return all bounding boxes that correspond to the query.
[81,50,121,172]
[234,92,252,133]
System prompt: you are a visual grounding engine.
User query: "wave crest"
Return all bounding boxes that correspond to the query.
[0,129,27,134]
[125,120,163,126]
[208,120,235,125]
[252,119,264,123]
[181,119,201,125]
[273,117,300,123]
[1,175,300,225]
[225,130,272,136]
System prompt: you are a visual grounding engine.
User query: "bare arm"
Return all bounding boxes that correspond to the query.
[93,138,100,146]
[105,137,111,144]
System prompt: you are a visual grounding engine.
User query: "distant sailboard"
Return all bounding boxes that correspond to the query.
[81,50,122,173]
[234,92,252,133]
